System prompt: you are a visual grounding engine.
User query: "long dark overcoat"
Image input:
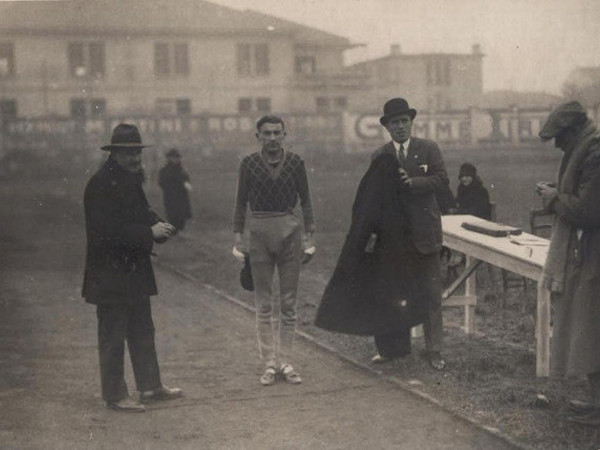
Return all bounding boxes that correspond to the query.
[158,162,192,226]
[456,177,491,220]
[82,158,160,305]
[315,153,427,336]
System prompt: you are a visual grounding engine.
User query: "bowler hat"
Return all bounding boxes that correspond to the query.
[539,101,587,141]
[101,123,152,151]
[380,98,417,126]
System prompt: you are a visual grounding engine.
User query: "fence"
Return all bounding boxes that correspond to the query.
[0,107,586,164]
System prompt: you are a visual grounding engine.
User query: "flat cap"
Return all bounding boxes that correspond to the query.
[539,101,587,141]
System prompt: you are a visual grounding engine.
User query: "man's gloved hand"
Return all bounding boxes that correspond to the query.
[152,222,176,243]
[397,168,412,189]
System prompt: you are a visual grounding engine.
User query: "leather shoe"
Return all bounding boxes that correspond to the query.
[105,396,146,413]
[567,409,600,426]
[371,354,394,364]
[428,352,446,371]
[569,399,596,415]
[139,385,183,403]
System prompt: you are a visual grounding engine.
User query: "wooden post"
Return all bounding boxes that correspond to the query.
[464,255,477,333]
[536,279,551,377]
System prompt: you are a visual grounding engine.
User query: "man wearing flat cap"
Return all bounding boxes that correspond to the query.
[82,123,182,412]
[536,102,600,425]
[368,98,450,370]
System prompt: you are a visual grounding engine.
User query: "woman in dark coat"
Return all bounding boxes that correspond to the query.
[455,163,491,220]
[315,152,427,337]
[158,148,192,231]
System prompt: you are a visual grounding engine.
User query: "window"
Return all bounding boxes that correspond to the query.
[315,97,329,112]
[254,44,269,76]
[238,97,252,113]
[68,42,105,78]
[236,44,251,76]
[176,98,191,115]
[295,55,316,75]
[154,42,189,77]
[70,98,106,117]
[154,43,170,76]
[174,44,189,75]
[70,99,87,118]
[0,99,17,118]
[256,97,271,113]
[426,58,451,86]
[0,43,14,78]
[236,43,270,77]
[334,97,347,110]
[90,99,106,117]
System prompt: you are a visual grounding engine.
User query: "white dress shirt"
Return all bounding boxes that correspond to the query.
[392,138,410,161]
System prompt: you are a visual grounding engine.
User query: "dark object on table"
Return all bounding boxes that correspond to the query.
[461,220,522,237]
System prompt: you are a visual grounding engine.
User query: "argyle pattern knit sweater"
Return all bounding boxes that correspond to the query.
[233,151,315,234]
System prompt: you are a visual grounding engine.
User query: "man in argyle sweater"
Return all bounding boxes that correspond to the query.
[233,115,315,386]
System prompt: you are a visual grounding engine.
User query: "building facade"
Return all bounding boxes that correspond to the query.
[0,0,362,118]
[345,44,484,113]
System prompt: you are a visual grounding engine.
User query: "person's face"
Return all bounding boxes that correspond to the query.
[256,122,286,154]
[460,175,473,186]
[112,147,142,173]
[168,155,181,165]
[384,114,413,143]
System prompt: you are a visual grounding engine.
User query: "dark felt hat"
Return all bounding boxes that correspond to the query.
[380,98,417,126]
[101,123,152,151]
[539,101,587,141]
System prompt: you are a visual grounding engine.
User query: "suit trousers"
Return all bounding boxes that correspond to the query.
[249,213,302,369]
[375,249,443,357]
[96,296,162,403]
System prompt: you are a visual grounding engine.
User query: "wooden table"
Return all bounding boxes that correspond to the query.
[441,215,551,377]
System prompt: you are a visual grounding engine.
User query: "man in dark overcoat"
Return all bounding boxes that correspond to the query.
[82,123,182,412]
[315,152,427,337]
[536,102,600,426]
[370,98,449,370]
[158,148,192,232]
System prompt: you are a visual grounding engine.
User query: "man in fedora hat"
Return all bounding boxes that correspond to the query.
[82,123,182,412]
[369,98,450,370]
[535,102,600,426]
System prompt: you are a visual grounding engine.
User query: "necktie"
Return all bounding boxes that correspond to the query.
[397,144,405,164]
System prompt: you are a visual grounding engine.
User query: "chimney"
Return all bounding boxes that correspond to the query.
[390,44,402,56]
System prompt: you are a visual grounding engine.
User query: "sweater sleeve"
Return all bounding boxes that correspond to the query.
[297,159,316,233]
[233,159,249,233]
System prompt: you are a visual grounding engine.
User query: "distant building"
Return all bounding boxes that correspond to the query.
[345,44,484,113]
[481,90,562,110]
[0,0,363,118]
[562,66,600,108]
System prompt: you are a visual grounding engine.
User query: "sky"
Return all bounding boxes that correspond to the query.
[211,0,600,95]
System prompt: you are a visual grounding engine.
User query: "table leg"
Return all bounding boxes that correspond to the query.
[464,255,477,334]
[536,280,551,377]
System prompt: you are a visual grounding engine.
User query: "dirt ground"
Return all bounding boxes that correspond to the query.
[2,161,599,449]
[0,176,521,449]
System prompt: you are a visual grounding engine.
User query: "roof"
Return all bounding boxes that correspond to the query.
[348,51,484,68]
[0,0,353,47]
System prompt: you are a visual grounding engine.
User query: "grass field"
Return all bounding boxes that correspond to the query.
[8,142,592,449]
[139,143,600,449]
